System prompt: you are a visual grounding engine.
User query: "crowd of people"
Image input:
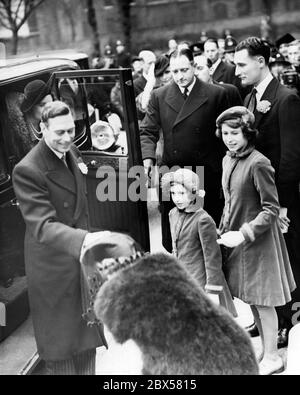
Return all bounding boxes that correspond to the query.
[11,31,300,375]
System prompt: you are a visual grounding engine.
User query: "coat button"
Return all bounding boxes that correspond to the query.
[63,202,69,208]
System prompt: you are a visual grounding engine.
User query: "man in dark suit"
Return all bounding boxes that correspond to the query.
[140,48,228,251]
[235,37,300,347]
[204,38,236,85]
[12,101,107,375]
[204,38,249,99]
[194,53,242,106]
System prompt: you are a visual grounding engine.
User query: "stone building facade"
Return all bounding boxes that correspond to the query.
[1,0,300,56]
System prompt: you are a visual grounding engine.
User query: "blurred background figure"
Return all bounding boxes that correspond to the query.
[260,16,272,41]
[133,50,156,121]
[167,38,178,55]
[204,38,236,85]
[224,35,238,65]
[103,44,116,68]
[287,40,300,72]
[269,52,291,80]
[276,33,296,61]
[115,40,131,68]
[193,54,242,107]
[200,30,208,45]
[189,41,204,56]
[131,55,143,79]
[177,40,191,51]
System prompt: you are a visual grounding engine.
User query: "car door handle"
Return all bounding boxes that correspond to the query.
[10,198,19,207]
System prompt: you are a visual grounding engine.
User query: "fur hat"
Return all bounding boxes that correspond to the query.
[94,253,258,375]
[21,79,51,113]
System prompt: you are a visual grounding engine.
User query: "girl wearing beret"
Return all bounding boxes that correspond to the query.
[161,168,237,317]
[216,106,296,375]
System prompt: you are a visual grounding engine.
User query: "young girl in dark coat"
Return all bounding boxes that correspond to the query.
[161,168,237,316]
[216,106,296,375]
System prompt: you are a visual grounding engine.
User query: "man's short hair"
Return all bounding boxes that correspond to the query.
[235,36,271,65]
[170,47,194,62]
[41,100,71,125]
[94,253,258,375]
[204,38,219,49]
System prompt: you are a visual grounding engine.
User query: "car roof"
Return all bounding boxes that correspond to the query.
[0,58,79,85]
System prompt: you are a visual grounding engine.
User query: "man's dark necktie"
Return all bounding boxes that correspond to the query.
[247,88,257,113]
[183,87,189,100]
[62,154,69,170]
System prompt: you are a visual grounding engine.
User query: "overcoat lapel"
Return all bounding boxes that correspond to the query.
[165,81,185,114]
[40,140,76,194]
[173,79,208,127]
[213,61,225,81]
[67,148,87,222]
[253,78,278,129]
[39,140,86,222]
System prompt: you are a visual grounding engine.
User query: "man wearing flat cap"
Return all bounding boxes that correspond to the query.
[235,36,300,347]
[13,100,109,375]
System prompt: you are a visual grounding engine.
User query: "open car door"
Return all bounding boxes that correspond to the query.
[53,69,150,251]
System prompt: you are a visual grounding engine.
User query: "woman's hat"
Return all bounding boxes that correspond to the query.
[216,106,255,128]
[21,79,51,113]
[154,55,170,77]
[161,168,205,202]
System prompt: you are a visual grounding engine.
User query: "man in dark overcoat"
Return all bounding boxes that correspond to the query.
[12,101,106,375]
[140,48,228,251]
[235,37,300,347]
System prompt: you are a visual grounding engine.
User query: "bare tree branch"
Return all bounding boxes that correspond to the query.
[18,0,46,30]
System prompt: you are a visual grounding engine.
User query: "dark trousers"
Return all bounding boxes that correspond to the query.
[45,349,96,375]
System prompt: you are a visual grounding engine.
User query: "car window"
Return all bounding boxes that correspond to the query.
[56,75,128,155]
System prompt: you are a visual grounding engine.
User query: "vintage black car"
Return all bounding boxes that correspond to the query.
[0,54,149,374]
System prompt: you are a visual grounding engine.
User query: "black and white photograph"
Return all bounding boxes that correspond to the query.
[0,0,300,377]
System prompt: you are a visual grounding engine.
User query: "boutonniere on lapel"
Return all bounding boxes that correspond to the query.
[257,100,271,114]
[77,160,88,175]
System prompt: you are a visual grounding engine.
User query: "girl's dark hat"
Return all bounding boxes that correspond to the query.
[216,106,255,127]
[21,79,51,113]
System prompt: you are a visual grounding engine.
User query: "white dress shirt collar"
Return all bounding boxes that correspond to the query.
[179,76,197,95]
[255,72,274,101]
[45,139,65,160]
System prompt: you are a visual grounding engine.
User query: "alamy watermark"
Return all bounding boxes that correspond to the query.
[95,160,205,203]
